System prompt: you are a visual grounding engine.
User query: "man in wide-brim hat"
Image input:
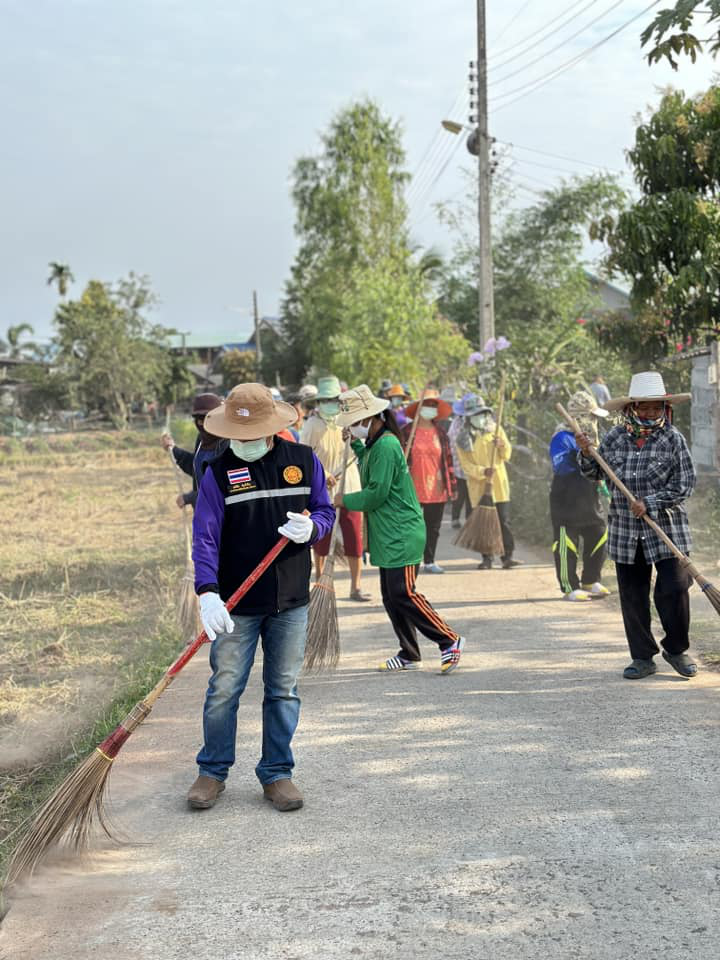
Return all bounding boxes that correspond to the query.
[576,371,698,680]
[189,383,335,812]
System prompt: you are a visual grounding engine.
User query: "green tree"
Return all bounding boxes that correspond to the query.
[642,2,720,67]
[2,323,38,359]
[593,85,720,360]
[280,99,469,386]
[46,262,75,298]
[53,275,173,428]
[219,349,257,391]
[439,174,627,405]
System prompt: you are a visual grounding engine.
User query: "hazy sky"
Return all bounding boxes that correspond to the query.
[1,1,717,344]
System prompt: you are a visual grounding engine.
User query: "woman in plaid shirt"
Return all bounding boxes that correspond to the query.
[576,372,698,680]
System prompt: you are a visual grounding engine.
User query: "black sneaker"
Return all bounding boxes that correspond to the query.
[478,558,492,570]
[623,659,657,680]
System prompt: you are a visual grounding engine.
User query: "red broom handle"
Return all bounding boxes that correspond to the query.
[167,532,292,676]
[96,529,300,759]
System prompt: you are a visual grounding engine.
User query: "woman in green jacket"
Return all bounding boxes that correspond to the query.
[336,385,465,674]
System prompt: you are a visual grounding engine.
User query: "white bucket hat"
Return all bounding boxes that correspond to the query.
[604,371,691,412]
[337,384,390,426]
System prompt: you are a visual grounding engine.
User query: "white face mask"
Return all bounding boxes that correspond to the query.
[350,424,370,439]
[230,438,269,462]
[318,401,340,420]
[420,406,437,421]
[470,414,492,431]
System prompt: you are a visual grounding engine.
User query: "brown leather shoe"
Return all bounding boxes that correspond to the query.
[187,775,225,809]
[262,779,304,812]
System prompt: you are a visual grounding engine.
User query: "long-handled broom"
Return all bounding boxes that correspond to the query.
[330,455,358,567]
[6,534,295,886]
[454,375,507,556]
[404,388,427,462]
[163,409,198,642]
[304,436,353,671]
[556,403,720,616]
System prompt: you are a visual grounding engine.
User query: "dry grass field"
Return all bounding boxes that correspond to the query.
[0,428,195,874]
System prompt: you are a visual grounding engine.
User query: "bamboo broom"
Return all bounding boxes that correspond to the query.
[454,375,507,556]
[556,403,720,616]
[304,436,353,671]
[6,534,295,886]
[163,409,199,643]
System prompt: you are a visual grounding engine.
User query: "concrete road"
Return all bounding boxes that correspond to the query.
[4,523,720,959]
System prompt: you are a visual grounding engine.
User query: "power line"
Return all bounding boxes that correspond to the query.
[407,87,466,202]
[495,139,625,174]
[494,1,537,46]
[489,0,603,70]
[489,0,595,60]
[489,0,627,89]
[490,1,661,110]
[407,128,465,206]
[408,135,466,219]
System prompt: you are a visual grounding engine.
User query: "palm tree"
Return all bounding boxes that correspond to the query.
[5,323,38,359]
[414,246,446,286]
[47,262,75,298]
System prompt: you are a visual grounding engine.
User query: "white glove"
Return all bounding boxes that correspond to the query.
[278,511,314,544]
[199,592,234,642]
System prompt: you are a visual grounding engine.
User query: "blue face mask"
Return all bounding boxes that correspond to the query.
[230,438,269,462]
[319,401,340,419]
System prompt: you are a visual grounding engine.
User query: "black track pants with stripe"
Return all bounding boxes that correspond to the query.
[379,564,459,662]
[552,521,607,594]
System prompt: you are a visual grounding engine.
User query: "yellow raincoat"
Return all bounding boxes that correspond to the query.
[456,426,512,506]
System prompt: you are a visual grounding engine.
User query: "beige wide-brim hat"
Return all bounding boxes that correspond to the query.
[567,390,608,419]
[337,384,390,427]
[604,371,691,412]
[204,383,297,440]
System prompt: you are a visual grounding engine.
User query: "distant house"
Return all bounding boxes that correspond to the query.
[667,343,720,475]
[169,317,281,392]
[585,272,632,317]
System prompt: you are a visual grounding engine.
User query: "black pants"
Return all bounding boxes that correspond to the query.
[552,521,607,594]
[451,478,472,523]
[380,565,459,661]
[421,502,445,564]
[615,545,691,661]
[481,501,515,562]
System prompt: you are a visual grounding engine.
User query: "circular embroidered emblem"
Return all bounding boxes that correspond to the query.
[283,465,303,485]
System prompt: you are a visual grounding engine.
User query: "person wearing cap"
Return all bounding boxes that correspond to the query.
[402,390,456,574]
[378,379,393,400]
[161,393,227,509]
[300,375,369,602]
[386,384,410,428]
[576,372,697,680]
[188,384,335,812]
[549,391,610,602]
[449,394,478,529]
[298,384,318,421]
[335,385,466,674]
[456,398,518,570]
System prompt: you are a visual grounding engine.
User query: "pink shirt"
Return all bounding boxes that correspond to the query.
[409,426,447,503]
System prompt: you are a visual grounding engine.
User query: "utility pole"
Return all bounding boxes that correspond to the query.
[252,289,262,366]
[472,0,495,348]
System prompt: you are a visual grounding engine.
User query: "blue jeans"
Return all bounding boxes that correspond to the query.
[196,605,308,785]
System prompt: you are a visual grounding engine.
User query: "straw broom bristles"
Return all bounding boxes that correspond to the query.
[304,437,353,671]
[6,535,294,886]
[556,401,720,619]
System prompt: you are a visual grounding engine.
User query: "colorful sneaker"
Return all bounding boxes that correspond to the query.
[564,589,592,602]
[582,582,611,598]
[378,656,420,672]
[440,637,465,674]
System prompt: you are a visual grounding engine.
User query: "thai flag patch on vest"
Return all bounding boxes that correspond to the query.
[227,467,251,486]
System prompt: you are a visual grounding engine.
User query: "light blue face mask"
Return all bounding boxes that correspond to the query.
[319,401,340,419]
[230,438,269,462]
[420,406,437,420]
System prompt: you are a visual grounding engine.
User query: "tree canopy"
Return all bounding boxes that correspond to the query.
[593,84,720,361]
[274,99,470,389]
[642,2,720,67]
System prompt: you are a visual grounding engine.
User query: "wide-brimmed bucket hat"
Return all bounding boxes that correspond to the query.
[387,383,408,400]
[604,372,691,412]
[316,375,342,400]
[204,383,297,440]
[405,389,453,422]
[337,384,390,426]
